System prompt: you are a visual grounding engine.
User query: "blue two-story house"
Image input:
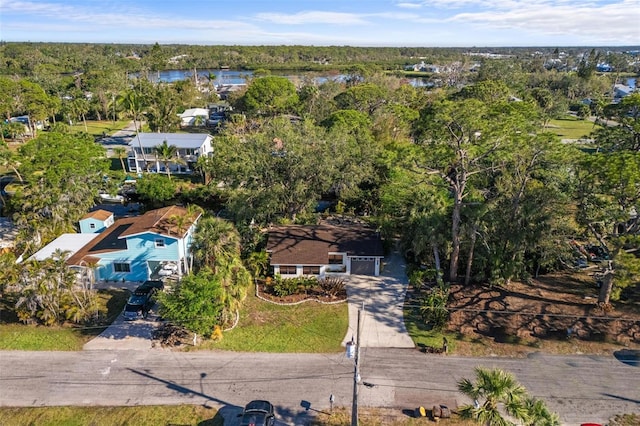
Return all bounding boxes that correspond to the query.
[67,205,201,282]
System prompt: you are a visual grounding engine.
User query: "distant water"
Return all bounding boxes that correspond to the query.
[148,69,251,85]
[147,69,434,87]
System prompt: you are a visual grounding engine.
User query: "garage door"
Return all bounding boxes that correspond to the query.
[350,257,376,275]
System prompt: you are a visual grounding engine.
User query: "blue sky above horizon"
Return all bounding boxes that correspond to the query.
[1,0,639,47]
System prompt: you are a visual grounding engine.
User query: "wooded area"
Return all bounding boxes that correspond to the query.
[1,42,639,333]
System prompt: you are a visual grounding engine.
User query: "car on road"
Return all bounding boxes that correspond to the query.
[239,400,275,426]
[123,280,164,321]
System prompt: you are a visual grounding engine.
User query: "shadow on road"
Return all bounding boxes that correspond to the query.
[128,368,236,407]
[613,349,640,367]
[602,393,640,404]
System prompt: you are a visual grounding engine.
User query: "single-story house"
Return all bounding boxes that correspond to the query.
[266,222,384,277]
[128,132,213,174]
[28,206,201,283]
[178,108,209,127]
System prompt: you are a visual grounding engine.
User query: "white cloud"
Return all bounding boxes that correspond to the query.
[396,2,423,9]
[1,0,258,32]
[254,11,368,25]
[449,0,640,44]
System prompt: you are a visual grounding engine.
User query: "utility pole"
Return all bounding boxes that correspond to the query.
[351,307,362,426]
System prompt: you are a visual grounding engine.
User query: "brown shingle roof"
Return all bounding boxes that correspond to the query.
[266,223,383,265]
[81,209,113,221]
[119,206,201,239]
[66,217,137,266]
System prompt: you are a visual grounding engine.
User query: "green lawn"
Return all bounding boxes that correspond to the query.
[0,324,85,351]
[69,120,131,137]
[0,405,221,426]
[0,288,128,351]
[201,288,348,353]
[403,296,457,352]
[545,116,601,139]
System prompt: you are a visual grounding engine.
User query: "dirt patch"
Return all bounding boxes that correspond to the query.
[446,271,640,356]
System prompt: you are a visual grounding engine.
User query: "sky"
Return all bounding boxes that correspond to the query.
[1,0,639,47]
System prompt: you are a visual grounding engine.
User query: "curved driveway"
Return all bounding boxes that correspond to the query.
[342,249,415,348]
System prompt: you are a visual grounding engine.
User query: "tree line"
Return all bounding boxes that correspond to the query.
[1,46,639,328]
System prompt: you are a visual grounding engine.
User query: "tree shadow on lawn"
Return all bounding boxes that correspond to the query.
[80,288,129,338]
[0,293,19,323]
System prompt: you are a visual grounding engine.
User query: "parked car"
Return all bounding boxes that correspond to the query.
[239,400,275,426]
[123,280,164,321]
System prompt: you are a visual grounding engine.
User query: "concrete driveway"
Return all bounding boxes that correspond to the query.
[83,281,163,351]
[82,315,162,351]
[342,249,415,348]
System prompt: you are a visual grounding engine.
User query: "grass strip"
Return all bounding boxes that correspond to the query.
[200,289,348,353]
[0,405,220,426]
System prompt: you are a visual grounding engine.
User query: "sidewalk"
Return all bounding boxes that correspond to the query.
[342,249,415,348]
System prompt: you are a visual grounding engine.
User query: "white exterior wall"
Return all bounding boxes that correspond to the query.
[273,254,383,277]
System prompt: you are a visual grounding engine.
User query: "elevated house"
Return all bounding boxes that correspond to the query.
[127,133,213,174]
[266,222,384,277]
[28,206,201,282]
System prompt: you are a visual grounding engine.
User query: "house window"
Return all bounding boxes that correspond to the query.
[89,223,96,229]
[155,238,165,248]
[303,266,320,275]
[113,262,131,273]
[328,254,343,264]
[279,265,296,274]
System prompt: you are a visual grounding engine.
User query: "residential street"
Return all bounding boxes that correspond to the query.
[3,250,639,425]
[0,349,638,425]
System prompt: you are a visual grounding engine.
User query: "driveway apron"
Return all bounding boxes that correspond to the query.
[342,249,415,348]
[83,281,162,351]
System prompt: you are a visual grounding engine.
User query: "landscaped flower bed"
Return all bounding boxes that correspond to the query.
[257,275,347,304]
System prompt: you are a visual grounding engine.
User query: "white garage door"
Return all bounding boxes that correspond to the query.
[350,257,376,275]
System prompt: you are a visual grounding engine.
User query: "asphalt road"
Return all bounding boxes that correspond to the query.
[1,349,638,425]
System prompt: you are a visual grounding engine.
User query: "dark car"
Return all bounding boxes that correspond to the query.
[123,280,164,321]
[239,400,275,426]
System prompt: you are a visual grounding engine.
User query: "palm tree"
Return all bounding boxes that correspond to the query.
[457,367,529,426]
[113,146,128,173]
[191,215,250,326]
[192,216,241,271]
[523,397,560,426]
[195,155,214,185]
[193,114,206,127]
[167,205,203,276]
[71,98,90,133]
[153,140,184,180]
[117,89,147,172]
[169,213,190,275]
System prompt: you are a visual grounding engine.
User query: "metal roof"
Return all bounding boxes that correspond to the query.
[129,133,212,149]
[28,233,101,262]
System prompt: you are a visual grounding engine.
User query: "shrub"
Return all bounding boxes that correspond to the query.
[408,268,437,291]
[271,275,317,297]
[318,277,346,297]
[419,282,450,330]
